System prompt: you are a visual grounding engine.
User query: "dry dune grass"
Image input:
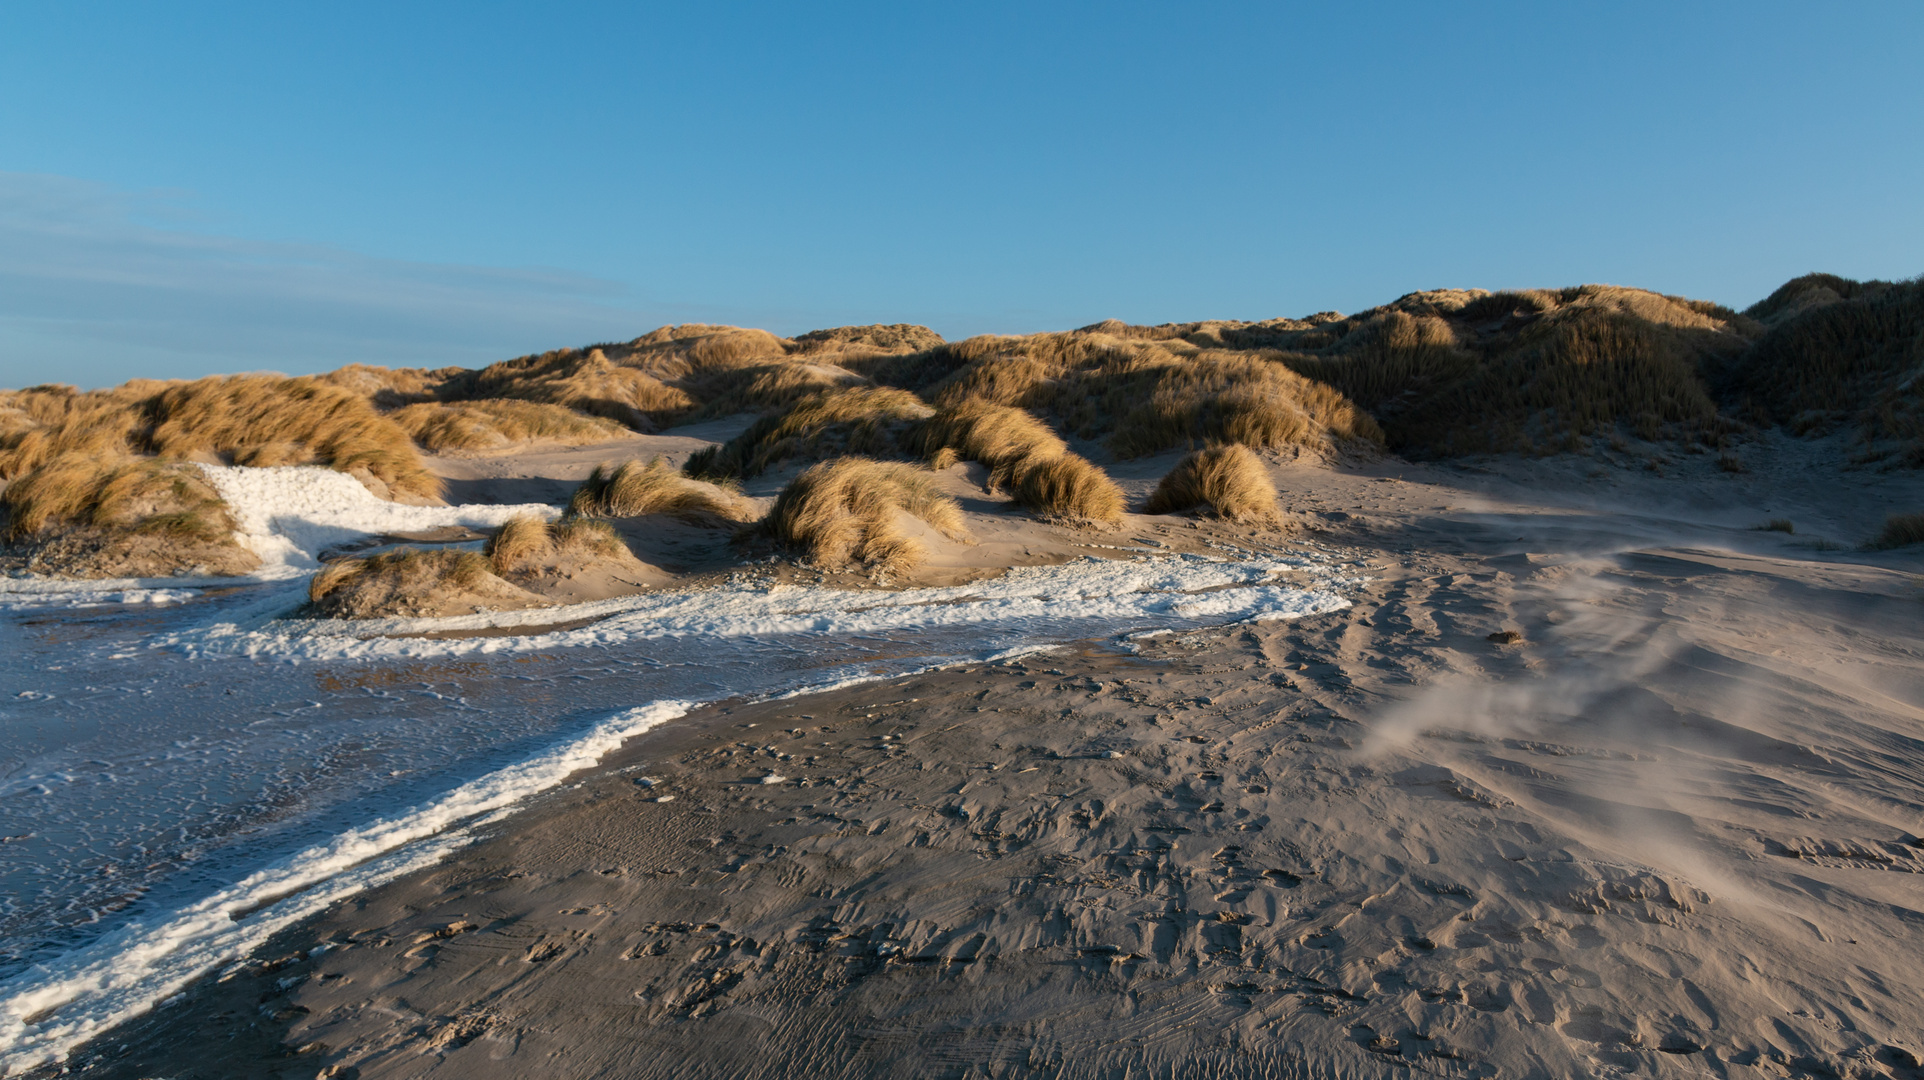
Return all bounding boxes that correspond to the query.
[1006,452,1124,525]
[433,326,883,428]
[1723,276,1924,464]
[0,384,151,480]
[390,399,624,452]
[2,452,236,542]
[1143,444,1282,524]
[913,400,1067,475]
[309,517,644,618]
[1277,285,1752,456]
[790,324,945,357]
[763,457,967,575]
[1868,513,1924,550]
[483,515,634,574]
[138,376,441,500]
[306,548,528,618]
[569,457,754,524]
[685,387,932,480]
[309,364,451,409]
[434,347,696,431]
[868,331,1381,460]
[2,376,440,571]
[911,400,1124,524]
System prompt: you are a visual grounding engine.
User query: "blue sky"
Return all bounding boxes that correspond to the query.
[2,2,1920,388]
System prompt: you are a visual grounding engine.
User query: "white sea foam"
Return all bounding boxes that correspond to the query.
[155,554,1355,662]
[1,465,557,611]
[0,699,692,1073]
[196,464,556,576]
[0,579,199,610]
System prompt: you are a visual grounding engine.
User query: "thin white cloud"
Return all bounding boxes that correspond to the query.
[0,173,711,388]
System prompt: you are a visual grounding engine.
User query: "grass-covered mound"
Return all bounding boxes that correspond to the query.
[845,330,1382,460]
[1867,513,1924,550]
[309,516,660,618]
[1270,286,1756,456]
[568,458,754,525]
[761,457,968,575]
[912,401,1123,525]
[1,376,441,500]
[308,548,536,619]
[1720,275,1924,465]
[1144,444,1282,525]
[0,452,258,577]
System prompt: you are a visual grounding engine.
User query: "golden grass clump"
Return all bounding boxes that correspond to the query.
[1143,444,1282,524]
[569,457,754,524]
[2,452,235,542]
[763,457,967,574]
[910,399,1124,525]
[790,323,945,358]
[912,400,1068,475]
[874,331,1380,460]
[306,548,505,616]
[1006,453,1124,525]
[482,514,555,572]
[0,447,257,576]
[1101,354,1383,459]
[0,385,148,480]
[2,377,439,501]
[434,346,696,431]
[684,387,933,480]
[483,514,632,574]
[1868,513,1924,550]
[143,375,441,499]
[390,399,624,452]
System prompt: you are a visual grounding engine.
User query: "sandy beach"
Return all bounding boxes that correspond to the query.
[35,440,1924,1080]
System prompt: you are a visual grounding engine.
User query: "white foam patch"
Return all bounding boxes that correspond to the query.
[196,464,556,576]
[0,579,199,610]
[0,699,692,1073]
[153,554,1356,662]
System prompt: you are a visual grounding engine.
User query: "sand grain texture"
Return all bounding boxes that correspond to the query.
[55,444,1924,1080]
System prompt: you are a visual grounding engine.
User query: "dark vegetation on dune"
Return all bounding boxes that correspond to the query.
[5,274,1921,579]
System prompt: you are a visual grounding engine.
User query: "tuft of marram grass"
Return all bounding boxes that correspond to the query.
[144,375,441,500]
[879,332,1380,460]
[2,452,235,542]
[483,515,634,576]
[909,399,1125,525]
[1005,453,1125,526]
[913,400,1067,479]
[763,457,967,575]
[549,518,629,561]
[1868,513,1924,550]
[1143,444,1281,524]
[0,385,149,480]
[484,514,555,572]
[305,548,531,618]
[391,399,623,452]
[570,458,753,525]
